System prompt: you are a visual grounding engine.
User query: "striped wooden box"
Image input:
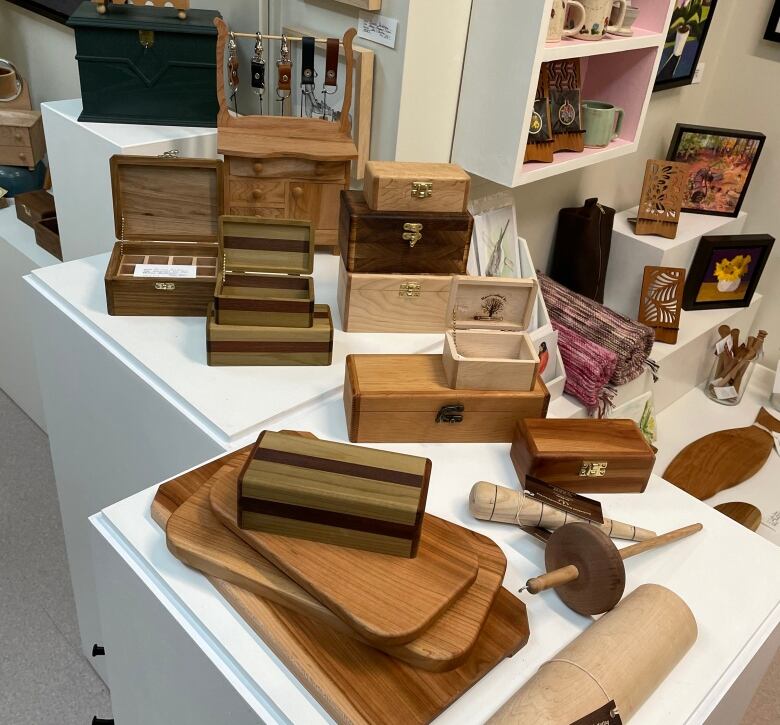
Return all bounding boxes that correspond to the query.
[237,430,432,557]
[206,303,333,366]
[214,215,316,327]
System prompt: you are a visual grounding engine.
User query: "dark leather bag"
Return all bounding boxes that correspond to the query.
[548,197,614,303]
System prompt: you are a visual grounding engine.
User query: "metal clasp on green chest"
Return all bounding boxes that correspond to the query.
[139,30,155,48]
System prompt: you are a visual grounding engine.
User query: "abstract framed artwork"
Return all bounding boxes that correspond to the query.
[654,0,717,91]
[667,124,766,217]
[765,1,780,42]
[682,234,775,311]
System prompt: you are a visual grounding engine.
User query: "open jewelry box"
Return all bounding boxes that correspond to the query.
[104,155,223,316]
[213,216,315,328]
[442,275,540,391]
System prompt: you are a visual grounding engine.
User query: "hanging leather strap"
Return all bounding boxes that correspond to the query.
[324,38,339,88]
[301,36,315,88]
[277,61,292,92]
[251,58,265,91]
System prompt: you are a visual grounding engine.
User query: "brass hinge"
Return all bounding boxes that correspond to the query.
[579,461,608,477]
[411,181,433,199]
[399,282,421,297]
[402,222,423,248]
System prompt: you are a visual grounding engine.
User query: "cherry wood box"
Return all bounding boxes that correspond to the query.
[337,261,451,333]
[33,217,62,260]
[104,155,223,316]
[339,191,473,275]
[344,354,549,444]
[510,418,656,494]
[213,216,315,328]
[206,303,333,367]
[14,190,56,228]
[442,276,539,391]
[237,430,431,557]
[363,161,470,213]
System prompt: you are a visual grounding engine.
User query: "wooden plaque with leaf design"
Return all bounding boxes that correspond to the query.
[637,266,685,344]
[634,160,687,238]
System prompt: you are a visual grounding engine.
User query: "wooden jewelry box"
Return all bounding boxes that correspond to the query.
[237,430,431,557]
[511,418,656,494]
[0,110,46,168]
[213,216,315,328]
[33,217,62,260]
[14,189,56,228]
[206,303,333,366]
[337,262,451,333]
[339,191,473,275]
[442,276,540,391]
[363,161,470,213]
[344,354,549,443]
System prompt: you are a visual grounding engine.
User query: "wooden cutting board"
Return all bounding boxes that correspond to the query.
[663,408,780,500]
[714,502,762,532]
[166,478,505,671]
[210,458,480,645]
[152,450,531,725]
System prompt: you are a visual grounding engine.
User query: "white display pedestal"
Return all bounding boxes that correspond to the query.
[603,208,748,319]
[41,99,217,262]
[0,203,59,430]
[90,393,780,725]
[24,252,441,682]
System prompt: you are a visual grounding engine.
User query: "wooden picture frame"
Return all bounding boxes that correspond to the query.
[682,234,774,311]
[654,0,718,92]
[667,124,766,218]
[764,1,780,42]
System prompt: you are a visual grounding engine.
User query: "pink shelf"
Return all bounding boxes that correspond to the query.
[542,26,663,61]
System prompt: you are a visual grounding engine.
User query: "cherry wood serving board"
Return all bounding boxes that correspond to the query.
[209,460,480,645]
[166,478,505,671]
[151,446,530,725]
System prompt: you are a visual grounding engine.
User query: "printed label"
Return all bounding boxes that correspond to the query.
[358,12,398,48]
[133,264,197,279]
[713,385,738,401]
[715,335,733,355]
[570,700,622,725]
[764,511,780,531]
[525,475,604,524]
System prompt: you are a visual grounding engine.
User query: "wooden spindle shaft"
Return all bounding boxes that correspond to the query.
[525,565,579,594]
[618,523,703,561]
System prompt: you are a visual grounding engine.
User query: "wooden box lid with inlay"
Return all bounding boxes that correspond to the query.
[236,430,431,558]
[442,276,540,392]
[214,215,316,328]
[104,154,224,316]
[511,418,656,494]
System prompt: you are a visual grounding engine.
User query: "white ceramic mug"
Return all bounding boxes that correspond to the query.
[573,0,626,40]
[547,0,587,42]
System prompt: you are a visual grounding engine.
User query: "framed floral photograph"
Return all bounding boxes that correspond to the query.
[682,234,774,310]
[667,124,766,217]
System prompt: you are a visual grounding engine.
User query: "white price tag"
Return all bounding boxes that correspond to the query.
[357,12,398,48]
[713,385,738,401]
[133,264,197,279]
[714,335,733,355]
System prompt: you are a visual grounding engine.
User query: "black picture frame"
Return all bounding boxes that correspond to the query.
[765,1,780,42]
[654,0,717,92]
[666,124,766,218]
[682,234,774,311]
[6,0,82,25]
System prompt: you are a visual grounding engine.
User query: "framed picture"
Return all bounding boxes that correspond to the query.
[469,197,520,278]
[765,1,780,42]
[605,391,657,445]
[6,0,82,24]
[667,124,766,217]
[654,0,717,91]
[682,234,774,310]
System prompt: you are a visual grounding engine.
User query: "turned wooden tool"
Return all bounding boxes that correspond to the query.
[520,521,702,615]
[469,482,656,541]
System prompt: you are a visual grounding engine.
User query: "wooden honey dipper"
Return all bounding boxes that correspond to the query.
[520,521,703,615]
[469,481,656,541]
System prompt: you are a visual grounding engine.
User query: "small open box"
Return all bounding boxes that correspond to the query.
[214,216,315,328]
[104,155,223,316]
[442,275,539,391]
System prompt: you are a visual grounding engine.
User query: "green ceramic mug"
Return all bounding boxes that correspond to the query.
[583,100,624,148]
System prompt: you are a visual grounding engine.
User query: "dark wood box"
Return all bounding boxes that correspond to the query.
[67,2,220,127]
[510,418,656,494]
[15,190,56,228]
[344,354,549,444]
[339,191,472,274]
[33,217,62,260]
[104,155,223,316]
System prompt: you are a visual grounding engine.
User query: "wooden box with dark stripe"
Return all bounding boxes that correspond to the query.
[214,216,316,327]
[237,430,432,557]
[206,303,333,367]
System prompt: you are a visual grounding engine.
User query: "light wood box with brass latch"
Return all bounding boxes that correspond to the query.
[103,155,223,316]
[213,216,315,328]
[442,276,540,391]
[0,109,46,169]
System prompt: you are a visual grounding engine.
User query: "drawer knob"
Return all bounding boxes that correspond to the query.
[14,132,22,141]
[314,162,327,176]
[253,162,264,174]
[18,151,26,160]
[252,189,264,200]
[291,185,304,200]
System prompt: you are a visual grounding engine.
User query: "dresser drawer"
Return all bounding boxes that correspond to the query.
[228,179,287,207]
[226,205,288,219]
[0,144,35,167]
[0,126,30,147]
[229,157,347,181]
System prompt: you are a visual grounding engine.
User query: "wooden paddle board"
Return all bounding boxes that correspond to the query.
[714,502,762,532]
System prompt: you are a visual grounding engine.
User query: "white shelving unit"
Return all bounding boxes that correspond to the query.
[452,0,676,187]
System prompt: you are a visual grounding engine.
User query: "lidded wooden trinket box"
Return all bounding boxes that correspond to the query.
[213,216,315,328]
[442,276,540,391]
[104,155,223,316]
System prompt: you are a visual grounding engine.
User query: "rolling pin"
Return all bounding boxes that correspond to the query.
[469,481,656,541]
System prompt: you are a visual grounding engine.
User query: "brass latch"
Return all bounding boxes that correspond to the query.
[155,282,176,291]
[402,222,423,248]
[579,461,608,477]
[411,181,433,199]
[139,30,155,48]
[435,404,464,424]
[399,282,421,298]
